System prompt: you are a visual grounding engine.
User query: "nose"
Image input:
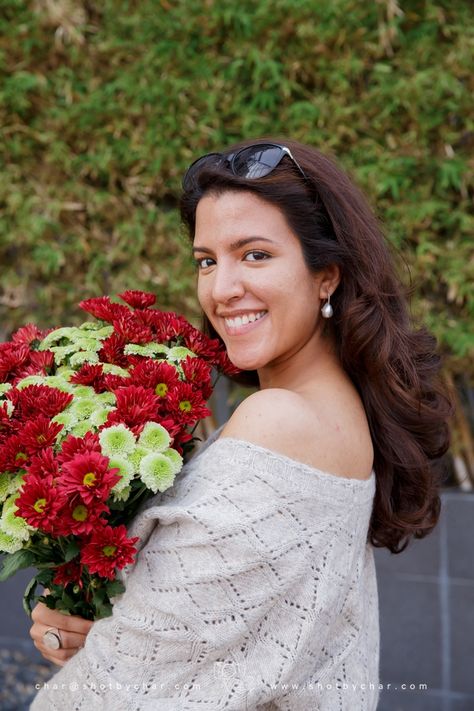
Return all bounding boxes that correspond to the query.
[211,260,245,304]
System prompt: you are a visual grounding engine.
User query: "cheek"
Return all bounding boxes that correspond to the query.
[197,278,214,321]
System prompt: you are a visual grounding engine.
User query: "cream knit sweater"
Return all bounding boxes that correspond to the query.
[31,426,380,710]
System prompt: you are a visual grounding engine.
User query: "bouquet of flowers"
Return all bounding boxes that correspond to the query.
[0,290,237,620]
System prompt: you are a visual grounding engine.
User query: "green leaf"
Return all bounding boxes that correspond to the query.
[22,575,39,617]
[105,579,125,598]
[0,549,35,582]
[64,539,81,562]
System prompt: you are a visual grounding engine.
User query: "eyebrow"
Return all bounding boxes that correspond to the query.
[192,236,275,255]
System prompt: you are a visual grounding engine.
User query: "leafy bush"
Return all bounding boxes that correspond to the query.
[0,0,472,383]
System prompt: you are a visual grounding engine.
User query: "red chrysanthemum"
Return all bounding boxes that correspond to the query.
[0,402,15,443]
[7,384,73,421]
[52,560,84,588]
[80,524,139,580]
[182,327,221,360]
[57,431,101,465]
[112,313,154,344]
[105,385,159,430]
[214,349,243,377]
[118,290,156,309]
[29,349,55,372]
[15,473,63,532]
[20,417,63,456]
[70,363,107,392]
[55,493,109,536]
[0,434,31,473]
[98,332,129,367]
[0,343,30,383]
[79,297,131,323]
[167,382,211,425]
[11,324,47,347]
[60,451,120,504]
[128,359,180,398]
[181,356,213,399]
[26,447,60,480]
[102,373,130,392]
[135,310,189,342]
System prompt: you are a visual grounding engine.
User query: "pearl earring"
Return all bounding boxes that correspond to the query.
[321,292,333,318]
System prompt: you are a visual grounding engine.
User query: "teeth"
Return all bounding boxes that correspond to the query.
[224,311,266,329]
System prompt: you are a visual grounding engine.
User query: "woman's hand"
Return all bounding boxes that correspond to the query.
[30,602,94,666]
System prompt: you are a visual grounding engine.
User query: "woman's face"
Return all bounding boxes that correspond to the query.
[193,190,326,372]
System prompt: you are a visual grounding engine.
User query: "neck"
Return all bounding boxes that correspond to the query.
[257,328,342,392]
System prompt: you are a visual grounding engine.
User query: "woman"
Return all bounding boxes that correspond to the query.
[30,140,452,710]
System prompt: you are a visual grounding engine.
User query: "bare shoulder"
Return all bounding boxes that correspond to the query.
[220,386,374,481]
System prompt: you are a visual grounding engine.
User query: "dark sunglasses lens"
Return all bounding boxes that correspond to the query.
[182,153,223,190]
[232,145,284,179]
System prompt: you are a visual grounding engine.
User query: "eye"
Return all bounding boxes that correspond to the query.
[194,257,216,269]
[244,250,270,261]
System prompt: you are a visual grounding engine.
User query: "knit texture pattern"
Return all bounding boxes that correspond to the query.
[31,428,379,710]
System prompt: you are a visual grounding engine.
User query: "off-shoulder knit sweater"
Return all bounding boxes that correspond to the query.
[31,426,380,711]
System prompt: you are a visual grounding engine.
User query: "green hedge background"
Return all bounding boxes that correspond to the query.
[1,0,472,379]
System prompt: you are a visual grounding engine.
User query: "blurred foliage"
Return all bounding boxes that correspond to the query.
[0,0,472,380]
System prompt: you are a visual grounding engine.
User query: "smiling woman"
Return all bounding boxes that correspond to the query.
[30,139,452,711]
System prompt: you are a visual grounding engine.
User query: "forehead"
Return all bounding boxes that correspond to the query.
[194,191,296,244]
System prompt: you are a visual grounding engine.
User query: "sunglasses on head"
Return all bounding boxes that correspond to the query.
[182,142,309,191]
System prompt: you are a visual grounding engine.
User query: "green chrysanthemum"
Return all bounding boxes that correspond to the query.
[78,321,100,331]
[1,495,31,541]
[69,351,100,367]
[101,364,130,376]
[52,411,78,431]
[167,346,197,361]
[128,446,149,473]
[99,424,136,457]
[49,344,78,365]
[56,366,75,378]
[124,343,170,357]
[93,325,114,338]
[90,408,112,427]
[72,337,102,352]
[111,485,131,503]
[109,456,135,492]
[16,375,45,390]
[70,421,93,438]
[42,375,74,392]
[39,326,77,349]
[0,383,12,396]
[72,385,95,398]
[139,453,177,494]
[0,474,23,502]
[138,422,171,452]
[0,530,24,554]
[97,392,116,406]
[162,448,183,475]
[3,400,14,417]
[70,397,98,420]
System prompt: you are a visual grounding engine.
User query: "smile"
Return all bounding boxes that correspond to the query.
[223,310,268,335]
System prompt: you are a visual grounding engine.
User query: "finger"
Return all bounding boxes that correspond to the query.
[30,622,88,650]
[33,638,77,666]
[31,602,94,635]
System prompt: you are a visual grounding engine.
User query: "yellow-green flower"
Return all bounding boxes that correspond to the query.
[99,424,136,457]
[139,453,177,494]
[138,422,171,452]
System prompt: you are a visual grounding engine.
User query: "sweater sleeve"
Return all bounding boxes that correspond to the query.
[31,438,377,711]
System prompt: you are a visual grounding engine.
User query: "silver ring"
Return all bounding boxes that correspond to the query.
[43,628,62,650]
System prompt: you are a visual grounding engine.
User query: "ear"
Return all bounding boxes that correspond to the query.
[318,264,341,300]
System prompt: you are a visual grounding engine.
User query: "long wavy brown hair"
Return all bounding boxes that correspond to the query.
[180,138,454,553]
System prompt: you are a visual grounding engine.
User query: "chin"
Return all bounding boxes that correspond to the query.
[226,351,266,372]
